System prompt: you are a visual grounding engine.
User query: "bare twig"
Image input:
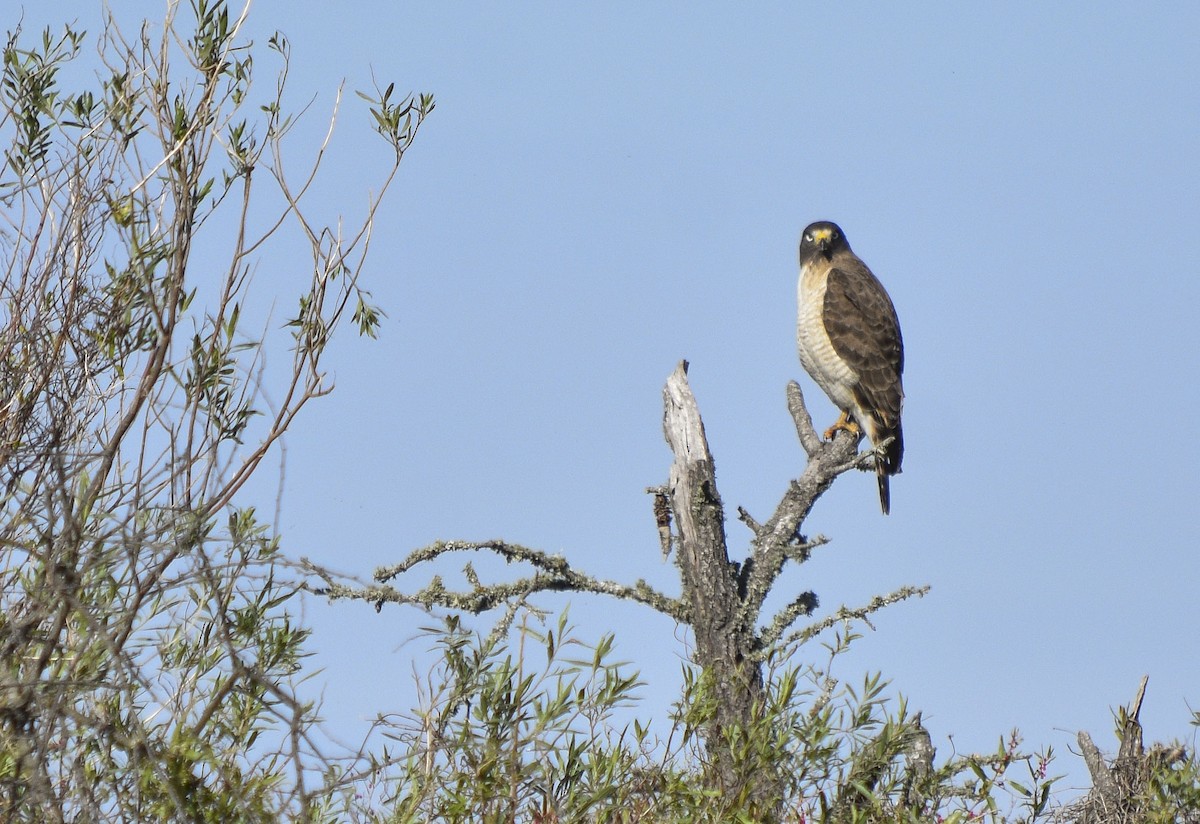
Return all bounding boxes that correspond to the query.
[787,380,824,457]
[770,585,931,654]
[736,506,762,533]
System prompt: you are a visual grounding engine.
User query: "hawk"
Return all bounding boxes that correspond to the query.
[796,221,904,513]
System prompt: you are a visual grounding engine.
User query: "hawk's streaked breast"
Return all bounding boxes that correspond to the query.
[797,260,857,412]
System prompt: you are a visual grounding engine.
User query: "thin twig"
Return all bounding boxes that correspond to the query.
[769,585,931,654]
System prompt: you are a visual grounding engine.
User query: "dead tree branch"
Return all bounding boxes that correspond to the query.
[766,584,931,654]
[735,380,868,634]
[308,541,687,622]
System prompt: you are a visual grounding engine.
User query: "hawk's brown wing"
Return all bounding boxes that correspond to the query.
[822,255,904,473]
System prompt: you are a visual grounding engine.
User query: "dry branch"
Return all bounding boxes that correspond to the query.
[308,541,687,621]
[765,584,930,655]
[736,380,868,632]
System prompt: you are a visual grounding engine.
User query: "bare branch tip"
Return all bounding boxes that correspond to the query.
[786,379,822,455]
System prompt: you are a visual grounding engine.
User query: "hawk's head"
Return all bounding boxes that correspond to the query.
[799,220,850,265]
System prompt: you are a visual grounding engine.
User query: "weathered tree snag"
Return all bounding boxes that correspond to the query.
[330,359,929,817]
[660,361,926,813]
[662,361,766,801]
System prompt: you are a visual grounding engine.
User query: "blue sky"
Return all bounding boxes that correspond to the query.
[30,0,1200,796]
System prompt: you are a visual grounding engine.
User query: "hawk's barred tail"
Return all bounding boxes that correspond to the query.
[877,427,903,515]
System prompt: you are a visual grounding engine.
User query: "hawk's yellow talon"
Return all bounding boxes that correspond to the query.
[823,410,860,440]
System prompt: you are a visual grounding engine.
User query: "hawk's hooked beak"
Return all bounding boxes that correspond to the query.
[813,227,833,255]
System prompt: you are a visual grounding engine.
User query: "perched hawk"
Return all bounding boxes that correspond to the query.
[796,221,904,514]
